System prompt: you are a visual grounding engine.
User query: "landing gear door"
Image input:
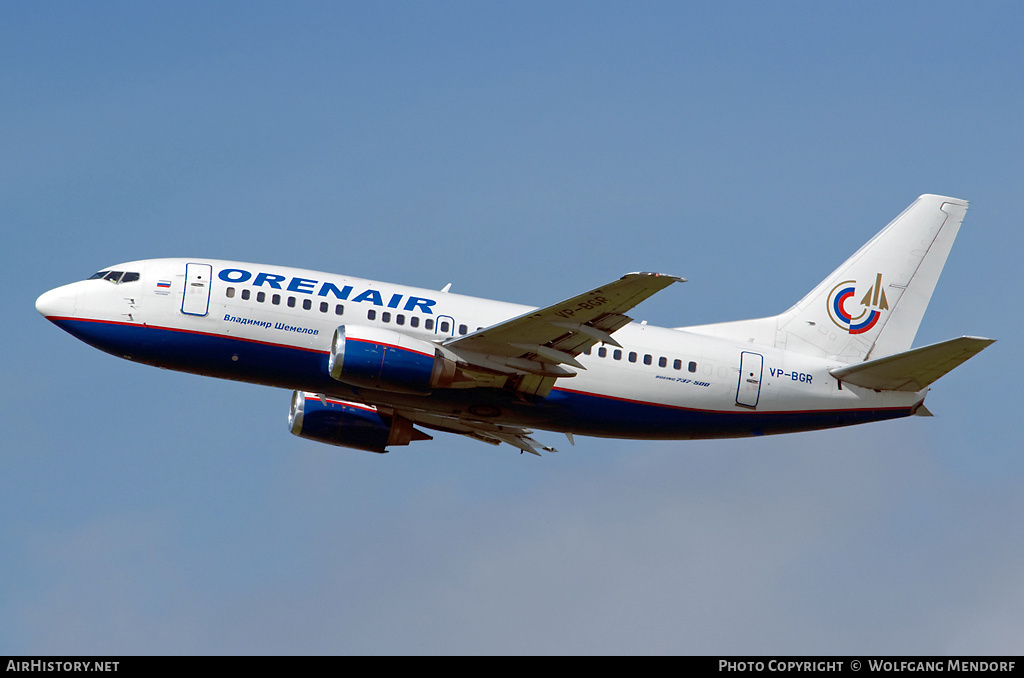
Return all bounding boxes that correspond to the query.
[736,351,763,409]
[182,263,213,316]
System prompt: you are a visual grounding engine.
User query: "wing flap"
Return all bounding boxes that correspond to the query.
[394,409,559,455]
[829,336,995,391]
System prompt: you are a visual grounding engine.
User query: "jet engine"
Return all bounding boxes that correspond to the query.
[288,390,431,453]
[327,325,459,394]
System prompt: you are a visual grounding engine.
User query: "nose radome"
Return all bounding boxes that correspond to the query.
[35,285,77,319]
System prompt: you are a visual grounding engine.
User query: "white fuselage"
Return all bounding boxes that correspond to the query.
[36,257,924,442]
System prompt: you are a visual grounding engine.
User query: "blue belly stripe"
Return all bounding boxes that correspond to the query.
[49,317,914,440]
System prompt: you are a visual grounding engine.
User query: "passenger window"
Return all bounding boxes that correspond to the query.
[613,350,622,361]
[272,294,281,305]
[658,357,667,368]
[335,304,344,316]
[673,359,682,370]
[241,289,250,300]
[440,321,450,333]
[367,310,376,320]
[396,314,405,325]
[257,292,266,303]
[425,319,434,330]
[382,312,391,323]
[598,347,607,358]
[320,302,328,313]
[688,361,697,373]
[459,324,468,335]
[226,287,235,298]
[410,317,419,328]
[628,352,637,363]
[302,299,312,311]
[287,297,296,308]
[643,354,652,366]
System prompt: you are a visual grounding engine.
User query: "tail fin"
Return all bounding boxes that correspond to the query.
[777,194,967,360]
[686,194,970,362]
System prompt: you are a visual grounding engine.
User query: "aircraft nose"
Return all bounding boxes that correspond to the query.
[35,285,77,319]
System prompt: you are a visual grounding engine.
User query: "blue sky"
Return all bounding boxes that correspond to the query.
[2,1,1022,654]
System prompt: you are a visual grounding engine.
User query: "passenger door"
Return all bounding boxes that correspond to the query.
[736,351,763,408]
[181,263,213,316]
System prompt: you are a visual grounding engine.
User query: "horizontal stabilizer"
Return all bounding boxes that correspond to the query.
[829,336,994,391]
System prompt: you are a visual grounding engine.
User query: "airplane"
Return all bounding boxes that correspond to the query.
[35,194,994,456]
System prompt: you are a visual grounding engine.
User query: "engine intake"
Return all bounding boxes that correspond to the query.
[327,325,458,394]
[288,391,431,453]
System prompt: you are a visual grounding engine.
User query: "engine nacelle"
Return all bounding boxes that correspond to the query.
[288,391,431,453]
[327,325,458,394]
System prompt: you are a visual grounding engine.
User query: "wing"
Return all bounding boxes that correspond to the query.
[392,408,564,456]
[300,274,684,453]
[294,392,562,455]
[440,272,684,395]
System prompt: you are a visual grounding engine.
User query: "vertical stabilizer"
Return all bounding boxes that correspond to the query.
[775,194,968,361]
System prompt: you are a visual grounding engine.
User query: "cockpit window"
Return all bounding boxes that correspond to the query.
[88,271,140,284]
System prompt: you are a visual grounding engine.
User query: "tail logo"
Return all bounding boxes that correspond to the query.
[827,273,889,334]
